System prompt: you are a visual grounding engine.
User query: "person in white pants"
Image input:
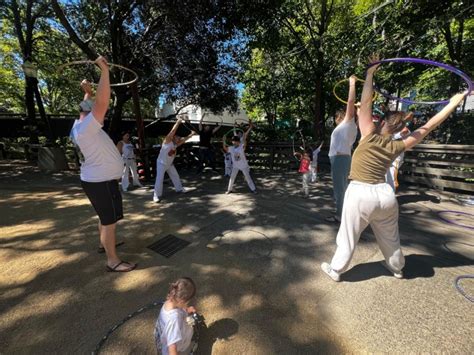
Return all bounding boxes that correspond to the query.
[223,149,232,176]
[223,135,257,194]
[117,131,143,192]
[311,141,323,182]
[153,119,195,203]
[321,54,468,282]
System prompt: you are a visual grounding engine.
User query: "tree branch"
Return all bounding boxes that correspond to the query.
[10,0,26,57]
[50,0,98,59]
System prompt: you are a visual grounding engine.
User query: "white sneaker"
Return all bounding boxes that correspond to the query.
[225,190,233,194]
[153,197,161,203]
[381,261,403,279]
[321,262,340,282]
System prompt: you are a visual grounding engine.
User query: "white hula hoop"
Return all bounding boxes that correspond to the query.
[57,60,138,87]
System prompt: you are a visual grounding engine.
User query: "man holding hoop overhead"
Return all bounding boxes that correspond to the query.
[70,56,137,273]
[326,75,359,223]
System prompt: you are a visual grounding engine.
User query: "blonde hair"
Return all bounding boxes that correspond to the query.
[167,277,196,302]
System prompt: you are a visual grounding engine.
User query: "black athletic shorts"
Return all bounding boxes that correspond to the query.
[81,180,124,226]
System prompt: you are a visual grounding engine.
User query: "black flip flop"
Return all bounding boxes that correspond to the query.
[97,241,125,254]
[106,261,137,273]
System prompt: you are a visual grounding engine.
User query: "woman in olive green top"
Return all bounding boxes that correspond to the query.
[321,55,468,282]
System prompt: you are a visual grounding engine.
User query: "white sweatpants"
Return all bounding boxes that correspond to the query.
[228,166,256,192]
[311,163,318,182]
[302,172,311,195]
[121,159,141,191]
[153,163,183,199]
[330,181,405,274]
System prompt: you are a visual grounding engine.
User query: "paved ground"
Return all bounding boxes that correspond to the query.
[0,160,473,354]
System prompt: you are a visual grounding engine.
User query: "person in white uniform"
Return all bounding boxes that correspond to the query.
[321,54,467,282]
[223,135,257,194]
[311,141,324,182]
[70,56,136,272]
[117,131,143,192]
[153,119,195,203]
[326,75,359,222]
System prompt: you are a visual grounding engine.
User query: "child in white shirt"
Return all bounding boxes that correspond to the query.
[154,278,197,355]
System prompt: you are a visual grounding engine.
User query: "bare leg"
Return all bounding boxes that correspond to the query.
[101,223,134,270]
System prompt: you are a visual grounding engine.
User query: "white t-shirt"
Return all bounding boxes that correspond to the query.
[154,307,193,355]
[229,145,248,169]
[70,113,123,182]
[391,129,410,167]
[157,141,177,166]
[121,142,135,159]
[328,119,358,157]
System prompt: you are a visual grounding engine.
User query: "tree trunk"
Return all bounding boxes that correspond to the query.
[131,82,145,150]
[108,88,129,141]
[25,77,39,144]
[33,78,55,143]
[313,75,325,140]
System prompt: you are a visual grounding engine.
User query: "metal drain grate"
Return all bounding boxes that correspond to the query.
[148,234,190,258]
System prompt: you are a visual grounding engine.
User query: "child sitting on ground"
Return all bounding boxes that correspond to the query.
[294,148,312,197]
[154,277,197,355]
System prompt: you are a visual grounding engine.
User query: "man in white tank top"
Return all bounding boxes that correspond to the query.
[223,135,257,194]
[70,57,136,272]
[117,131,143,192]
[153,119,196,203]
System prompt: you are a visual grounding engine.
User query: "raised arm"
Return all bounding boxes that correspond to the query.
[91,56,110,125]
[222,138,228,152]
[359,55,380,138]
[403,92,467,150]
[243,120,253,140]
[164,119,182,143]
[344,75,357,122]
[212,121,222,134]
[177,131,196,147]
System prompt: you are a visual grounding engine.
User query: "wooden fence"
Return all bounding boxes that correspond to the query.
[400,144,474,194]
[3,139,473,194]
[245,143,330,171]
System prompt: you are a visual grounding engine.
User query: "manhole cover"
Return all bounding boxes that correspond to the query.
[210,230,272,259]
[148,234,190,257]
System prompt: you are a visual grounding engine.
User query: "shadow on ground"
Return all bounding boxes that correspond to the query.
[0,161,473,354]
